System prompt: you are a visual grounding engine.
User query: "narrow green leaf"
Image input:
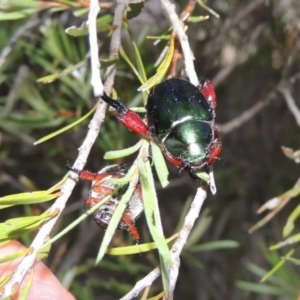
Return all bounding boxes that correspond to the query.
[236,281,287,296]
[120,47,145,86]
[245,262,268,278]
[96,183,137,264]
[281,255,300,265]
[194,170,210,181]
[1,0,41,7]
[34,105,96,144]
[0,191,60,209]
[160,255,170,297]
[138,159,172,264]
[0,248,32,264]
[37,56,118,84]
[105,174,132,186]
[37,59,88,84]
[260,249,295,282]
[138,37,174,92]
[0,211,56,243]
[104,140,142,160]
[48,173,69,192]
[0,9,39,20]
[188,15,209,23]
[131,31,147,85]
[249,185,300,233]
[0,274,10,287]
[73,8,89,17]
[147,292,165,300]
[106,234,177,255]
[196,0,220,18]
[283,202,300,237]
[270,234,300,250]
[100,56,120,69]
[41,195,112,249]
[18,269,34,300]
[146,35,170,40]
[190,240,240,252]
[150,141,169,188]
[37,242,51,260]
[65,15,114,36]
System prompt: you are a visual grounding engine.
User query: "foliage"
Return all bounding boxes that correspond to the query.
[0,0,300,299]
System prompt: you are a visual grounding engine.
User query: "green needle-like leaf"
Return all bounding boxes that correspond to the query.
[96,184,137,264]
[138,37,174,92]
[104,140,143,160]
[283,202,300,237]
[37,59,88,84]
[34,105,96,144]
[0,191,60,209]
[65,15,114,36]
[151,141,169,188]
[0,247,32,264]
[106,234,177,255]
[0,211,57,245]
[190,240,240,252]
[260,249,295,283]
[138,158,171,264]
[42,195,112,249]
[18,269,34,300]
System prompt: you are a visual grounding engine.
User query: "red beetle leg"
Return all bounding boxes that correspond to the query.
[76,170,108,182]
[164,151,185,168]
[213,126,220,139]
[207,139,222,165]
[101,93,150,136]
[117,110,149,136]
[121,212,140,242]
[92,185,114,195]
[84,197,103,208]
[199,80,216,110]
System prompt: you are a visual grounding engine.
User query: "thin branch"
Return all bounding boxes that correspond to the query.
[212,23,265,88]
[203,0,265,60]
[121,182,208,300]
[249,177,300,233]
[278,86,300,127]
[120,267,161,300]
[218,91,277,135]
[158,1,209,298]
[87,0,104,96]
[218,69,300,135]
[103,0,125,91]
[0,0,127,297]
[166,181,208,299]
[160,0,198,85]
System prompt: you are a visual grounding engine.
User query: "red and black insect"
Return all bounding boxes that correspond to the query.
[100,78,222,177]
[66,163,143,242]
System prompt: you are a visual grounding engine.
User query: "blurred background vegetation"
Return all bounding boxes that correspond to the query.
[0,0,300,299]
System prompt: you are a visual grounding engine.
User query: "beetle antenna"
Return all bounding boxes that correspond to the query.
[101,93,128,114]
[65,161,80,174]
